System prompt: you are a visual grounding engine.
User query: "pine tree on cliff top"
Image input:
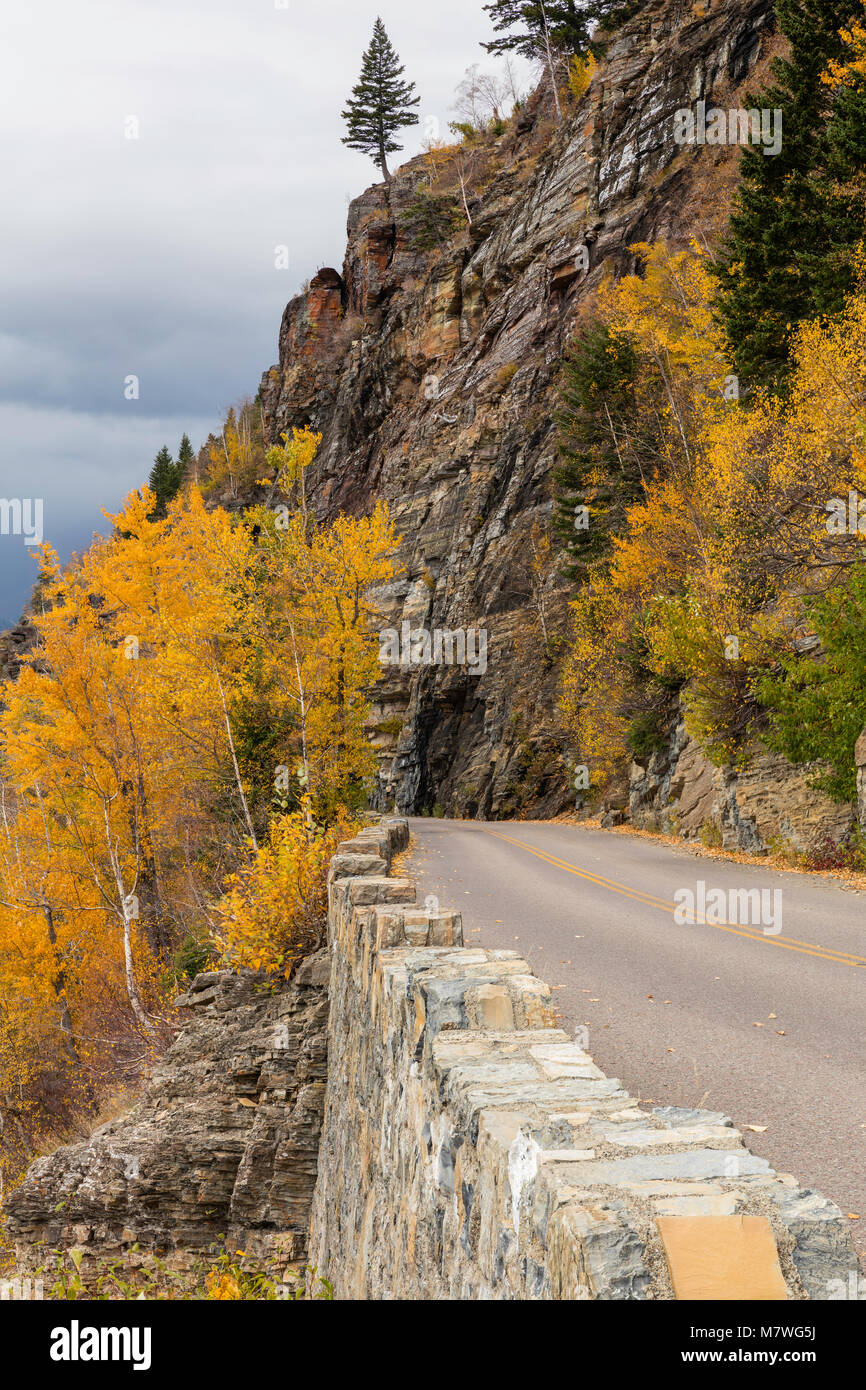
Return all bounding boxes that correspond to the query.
[341,18,419,183]
[482,0,617,59]
[712,0,866,391]
[176,432,194,482]
[482,0,632,121]
[148,446,177,518]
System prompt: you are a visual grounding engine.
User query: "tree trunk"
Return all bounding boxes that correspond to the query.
[215,667,259,852]
[122,901,153,1035]
[43,905,81,1070]
[540,2,563,124]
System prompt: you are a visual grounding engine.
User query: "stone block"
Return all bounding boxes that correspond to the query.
[328,853,389,881]
[428,911,462,947]
[473,984,515,1031]
[547,1200,652,1300]
[347,876,415,906]
[600,1124,740,1148]
[543,1149,771,1186]
[770,1188,861,1300]
[653,1193,740,1217]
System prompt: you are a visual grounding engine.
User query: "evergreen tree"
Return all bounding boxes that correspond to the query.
[812,23,866,313]
[712,0,866,391]
[482,0,618,59]
[148,446,177,518]
[176,432,195,483]
[147,438,190,519]
[552,324,650,579]
[760,560,866,805]
[341,18,420,182]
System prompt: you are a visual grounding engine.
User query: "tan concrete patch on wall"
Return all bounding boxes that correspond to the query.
[657,1214,789,1301]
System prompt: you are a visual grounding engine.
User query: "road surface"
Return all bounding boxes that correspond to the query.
[405,817,866,1261]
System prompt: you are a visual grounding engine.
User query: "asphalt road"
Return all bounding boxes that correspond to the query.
[406,817,866,1261]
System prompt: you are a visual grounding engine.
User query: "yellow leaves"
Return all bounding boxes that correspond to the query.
[821,24,866,87]
[561,239,866,776]
[214,799,358,977]
[268,426,322,492]
[238,499,398,818]
[568,53,596,102]
[205,1271,242,1300]
[202,398,270,497]
[599,241,726,384]
[0,408,399,1149]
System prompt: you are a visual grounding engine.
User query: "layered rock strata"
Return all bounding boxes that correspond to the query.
[6,956,330,1282]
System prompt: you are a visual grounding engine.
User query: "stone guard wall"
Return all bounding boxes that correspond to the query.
[309,818,858,1300]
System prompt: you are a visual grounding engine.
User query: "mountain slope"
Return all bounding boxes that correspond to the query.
[258,0,776,819]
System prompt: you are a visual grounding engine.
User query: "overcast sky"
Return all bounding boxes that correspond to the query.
[0,0,532,627]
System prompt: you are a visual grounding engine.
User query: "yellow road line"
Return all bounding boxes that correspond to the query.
[481,828,866,972]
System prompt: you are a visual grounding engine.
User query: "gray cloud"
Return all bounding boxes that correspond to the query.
[1,0,530,622]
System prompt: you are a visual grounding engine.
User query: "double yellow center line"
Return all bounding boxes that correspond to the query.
[481,828,866,972]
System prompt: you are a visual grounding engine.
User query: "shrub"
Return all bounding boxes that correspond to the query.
[214,799,358,977]
[803,833,865,872]
[404,190,462,250]
[568,54,597,101]
[760,561,866,803]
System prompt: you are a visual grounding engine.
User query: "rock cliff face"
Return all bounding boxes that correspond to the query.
[630,719,856,855]
[259,0,776,822]
[0,619,38,684]
[5,957,329,1283]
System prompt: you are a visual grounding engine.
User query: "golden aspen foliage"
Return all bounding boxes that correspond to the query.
[237,498,400,820]
[265,426,322,528]
[214,800,358,978]
[559,239,866,781]
[822,23,866,86]
[568,53,596,101]
[0,439,397,1160]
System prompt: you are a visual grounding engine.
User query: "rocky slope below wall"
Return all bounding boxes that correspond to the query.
[257,0,777,822]
[5,956,330,1286]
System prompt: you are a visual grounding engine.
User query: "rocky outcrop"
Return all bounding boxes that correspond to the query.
[0,619,38,684]
[258,0,776,819]
[5,957,330,1282]
[630,718,855,855]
